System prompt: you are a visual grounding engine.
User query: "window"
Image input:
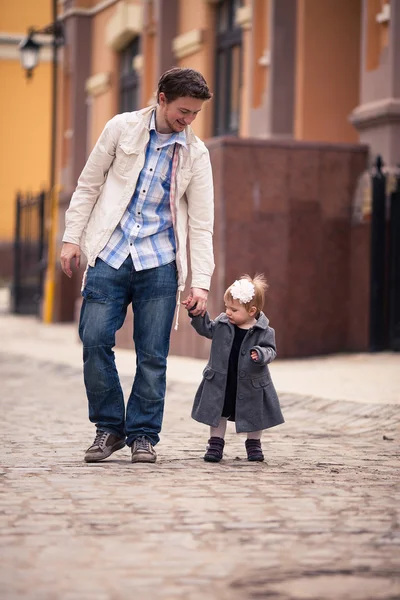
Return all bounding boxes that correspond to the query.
[119,37,140,113]
[214,0,243,136]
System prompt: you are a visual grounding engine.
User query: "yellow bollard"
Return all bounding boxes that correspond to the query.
[42,185,60,324]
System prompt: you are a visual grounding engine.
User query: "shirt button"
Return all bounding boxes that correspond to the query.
[142,190,146,193]
[130,243,132,246]
[150,168,153,171]
[138,211,141,215]
[157,148,160,151]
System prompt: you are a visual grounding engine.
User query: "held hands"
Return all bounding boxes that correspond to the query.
[60,242,81,278]
[182,287,208,317]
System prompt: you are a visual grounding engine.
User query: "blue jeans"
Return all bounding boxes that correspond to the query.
[78,256,178,446]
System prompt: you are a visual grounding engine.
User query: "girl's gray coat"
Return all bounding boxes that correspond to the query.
[190,311,284,433]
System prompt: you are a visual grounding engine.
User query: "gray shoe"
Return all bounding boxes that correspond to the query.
[131,436,157,463]
[84,430,125,463]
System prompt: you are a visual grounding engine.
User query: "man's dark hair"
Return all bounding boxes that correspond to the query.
[157,68,212,103]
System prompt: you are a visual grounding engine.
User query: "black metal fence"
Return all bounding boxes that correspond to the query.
[12,191,47,315]
[370,157,400,351]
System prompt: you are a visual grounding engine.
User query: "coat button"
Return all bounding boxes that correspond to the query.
[241,349,246,355]
[239,370,245,377]
[239,393,244,399]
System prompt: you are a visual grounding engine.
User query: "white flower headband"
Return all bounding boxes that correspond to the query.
[230,279,255,304]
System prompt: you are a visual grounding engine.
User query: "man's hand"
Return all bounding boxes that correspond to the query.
[60,242,81,278]
[182,287,208,316]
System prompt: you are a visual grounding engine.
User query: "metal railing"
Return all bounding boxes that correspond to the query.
[370,157,400,351]
[12,191,47,315]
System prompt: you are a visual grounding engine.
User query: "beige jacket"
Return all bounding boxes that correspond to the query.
[63,105,215,292]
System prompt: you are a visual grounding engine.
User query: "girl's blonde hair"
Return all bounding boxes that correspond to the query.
[224,273,268,314]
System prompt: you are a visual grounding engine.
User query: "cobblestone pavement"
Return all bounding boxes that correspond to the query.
[0,352,399,600]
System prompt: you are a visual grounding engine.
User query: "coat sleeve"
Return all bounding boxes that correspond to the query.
[62,115,123,246]
[185,148,215,291]
[189,311,223,339]
[250,327,277,365]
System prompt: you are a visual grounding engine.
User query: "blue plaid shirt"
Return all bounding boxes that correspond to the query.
[99,110,187,271]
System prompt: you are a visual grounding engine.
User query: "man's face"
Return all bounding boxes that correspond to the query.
[157,93,204,133]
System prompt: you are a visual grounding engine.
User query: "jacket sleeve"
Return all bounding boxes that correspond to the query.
[62,115,123,246]
[189,311,223,339]
[185,148,215,291]
[250,327,277,365]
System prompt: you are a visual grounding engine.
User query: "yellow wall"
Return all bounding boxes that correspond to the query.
[0,0,51,242]
[294,0,361,144]
[0,0,51,31]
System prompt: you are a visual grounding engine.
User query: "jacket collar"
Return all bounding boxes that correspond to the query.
[219,311,270,330]
[127,104,198,146]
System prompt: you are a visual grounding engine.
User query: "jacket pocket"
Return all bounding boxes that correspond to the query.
[251,375,270,388]
[114,143,139,176]
[82,287,108,304]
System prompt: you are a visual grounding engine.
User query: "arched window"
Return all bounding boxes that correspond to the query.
[120,37,140,113]
[214,0,243,136]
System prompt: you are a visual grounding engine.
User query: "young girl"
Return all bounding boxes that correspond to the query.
[184,274,284,462]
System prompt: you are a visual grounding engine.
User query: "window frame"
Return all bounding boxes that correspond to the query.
[214,0,243,136]
[119,37,140,113]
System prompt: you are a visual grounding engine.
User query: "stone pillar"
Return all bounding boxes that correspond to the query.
[350,0,400,165]
[55,12,92,322]
[267,0,297,138]
[155,0,178,78]
[249,0,297,138]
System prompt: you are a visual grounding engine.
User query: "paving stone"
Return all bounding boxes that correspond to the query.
[0,350,399,600]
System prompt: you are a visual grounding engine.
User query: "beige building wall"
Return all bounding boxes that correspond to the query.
[294,0,361,144]
[174,0,216,140]
[89,4,120,145]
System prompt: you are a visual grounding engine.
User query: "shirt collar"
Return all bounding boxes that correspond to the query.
[150,109,187,148]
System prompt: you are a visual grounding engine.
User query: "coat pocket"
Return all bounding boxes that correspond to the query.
[251,375,271,388]
[114,143,139,176]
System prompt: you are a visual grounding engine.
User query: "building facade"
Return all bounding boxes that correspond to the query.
[6,0,399,357]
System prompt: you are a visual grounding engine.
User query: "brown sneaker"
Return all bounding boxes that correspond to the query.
[84,430,125,463]
[131,436,157,463]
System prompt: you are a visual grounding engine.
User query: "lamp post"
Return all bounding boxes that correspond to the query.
[19,0,64,194]
[19,0,64,322]
[18,30,41,78]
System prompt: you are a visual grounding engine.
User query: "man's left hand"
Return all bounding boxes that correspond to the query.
[183,287,208,316]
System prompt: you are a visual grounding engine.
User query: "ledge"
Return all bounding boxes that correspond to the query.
[132,54,143,74]
[85,72,111,97]
[235,5,252,30]
[349,98,400,129]
[258,49,271,67]
[106,1,143,51]
[172,29,203,59]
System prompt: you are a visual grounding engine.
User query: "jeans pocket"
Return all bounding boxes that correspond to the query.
[82,287,108,304]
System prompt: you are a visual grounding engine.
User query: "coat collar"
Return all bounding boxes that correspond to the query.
[219,311,270,330]
[126,104,198,146]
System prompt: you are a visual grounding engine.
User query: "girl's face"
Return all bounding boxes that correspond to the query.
[225,299,257,328]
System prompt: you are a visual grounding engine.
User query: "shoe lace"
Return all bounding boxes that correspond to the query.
[92,430,108,449]
[135,436,151,451]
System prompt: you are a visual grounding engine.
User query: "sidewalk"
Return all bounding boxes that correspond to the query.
[1,308,399,405]
[0,298,399,600]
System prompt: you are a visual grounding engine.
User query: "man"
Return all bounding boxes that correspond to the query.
[60,68,214,464]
